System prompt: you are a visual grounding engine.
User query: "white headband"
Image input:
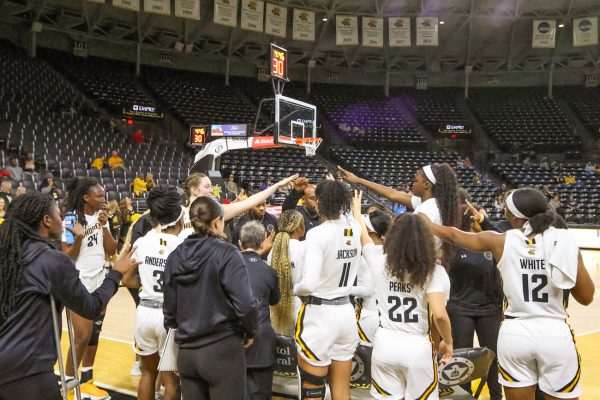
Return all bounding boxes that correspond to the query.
[423,165,437,185]
[161,208,185,229]
[362,214,375,233]
[506,191,528,220]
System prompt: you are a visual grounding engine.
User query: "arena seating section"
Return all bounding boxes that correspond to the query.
[332,148,498,211]
[468,88,582,153]
[492,161,600,223]
[0,41,192,210]
[2,40,599,224]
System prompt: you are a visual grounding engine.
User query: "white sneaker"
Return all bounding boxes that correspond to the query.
[130,361,141,376]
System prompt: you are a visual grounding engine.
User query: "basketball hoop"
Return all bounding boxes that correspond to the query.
[296,137,323,157]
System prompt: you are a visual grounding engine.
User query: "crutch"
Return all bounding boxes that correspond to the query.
[50,296,82,400]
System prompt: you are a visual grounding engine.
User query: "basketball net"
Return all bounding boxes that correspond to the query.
[296,137,323,157]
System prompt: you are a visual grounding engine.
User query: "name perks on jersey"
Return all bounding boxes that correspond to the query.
[337,248,358,260]
[145,256,167,268]
[520,259,546,270]
[389,281,413,293]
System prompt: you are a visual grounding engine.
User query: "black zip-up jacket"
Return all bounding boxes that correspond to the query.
[164,235,258,348]
[281,189,320,240]
[0,241,121,386]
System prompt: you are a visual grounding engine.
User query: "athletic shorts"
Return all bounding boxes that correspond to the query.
[497,318,581,399]
[294,303,359,367]
[370,328,438,400]
[357,310,378,346]
[133,306,167,356]
[80,269,109,293]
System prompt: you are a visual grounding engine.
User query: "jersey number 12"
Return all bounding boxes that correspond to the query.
[522,274,548,303]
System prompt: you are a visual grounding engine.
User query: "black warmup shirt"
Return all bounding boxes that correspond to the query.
[447,247,503,316]
[241,251,280,368]
[281,189,320,240]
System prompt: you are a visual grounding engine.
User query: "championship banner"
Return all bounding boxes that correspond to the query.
[532,20,556,48]
[113,0,140,11]
[144,0,171,15]
[416,17,438,46]
[362,17,383,48]
[389,17,411,47]
[241,0,264,32]
[175,0,200,20]
[292,8,315,41]
[265,3,287,38]
[573,17,598,47]
[336,15,358,46]
[87,0,105,4]
[214,0,238,28]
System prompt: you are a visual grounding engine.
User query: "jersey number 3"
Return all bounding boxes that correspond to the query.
[522,274,548,303]
[387,296,418,323]
[153,270,164,293]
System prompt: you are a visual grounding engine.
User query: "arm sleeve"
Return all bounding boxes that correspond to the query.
[219,248,258,337]
[163,253,178,330]
[50,255,120,320]
[282,189,303,212]
[351,257,373,297]
[269,270,281,306]
[293,230,324,295]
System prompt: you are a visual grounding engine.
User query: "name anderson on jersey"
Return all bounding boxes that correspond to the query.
[145,256,167,268]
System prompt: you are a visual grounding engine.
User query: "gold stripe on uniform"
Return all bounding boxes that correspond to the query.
[343,228,353,237]
[370,379,391,396]
[558,325,582,393]
[416,341,438,400]
[294,304,320,362]
[354,300,370,343]
[160,238,167,246]
[498,363,519,383]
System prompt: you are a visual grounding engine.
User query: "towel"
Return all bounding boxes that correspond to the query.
[158,328,179,372]
[539,227,579,290]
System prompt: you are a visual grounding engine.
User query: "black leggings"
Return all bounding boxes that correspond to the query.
[246,366,274,400]
[178,335,247,400]
[448,308,503,400]
[0,371,61,400]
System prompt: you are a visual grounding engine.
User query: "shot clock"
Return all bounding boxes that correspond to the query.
[270,43,288,81]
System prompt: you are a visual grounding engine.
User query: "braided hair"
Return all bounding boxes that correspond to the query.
[270,210,304,335]
[315,180,352,220]
[65,178,101,227]
[0,193,55,324]
[147,186,182,227]
[427,163,460,267]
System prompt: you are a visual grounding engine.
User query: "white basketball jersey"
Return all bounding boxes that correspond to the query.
[497,230,570,320]
[297,216,362,300]
[411,196,443,253]
[178,208,194,239]
[268,238,305,285]
[363,243,449,335]
[358,255,378,313]
[133,230,183,302]
[62,212,108,278]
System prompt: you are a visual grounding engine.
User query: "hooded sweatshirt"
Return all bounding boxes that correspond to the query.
[0,240,121,386]
[164,235,258,348]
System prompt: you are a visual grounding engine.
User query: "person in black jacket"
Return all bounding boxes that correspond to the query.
[0,193,139,400]
[238,221,280,400]
[164,196,258,400]
[281,177,319,239]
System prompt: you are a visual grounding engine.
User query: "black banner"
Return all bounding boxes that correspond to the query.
[122,104,164,120]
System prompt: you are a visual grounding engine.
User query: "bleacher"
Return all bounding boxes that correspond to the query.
[332,148,498,210]
[559,86,600,132]
[468,88,582,153]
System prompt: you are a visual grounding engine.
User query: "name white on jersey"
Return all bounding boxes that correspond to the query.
[363,243,449,335]
[134,230,183,302]
[62,212,108,277]
[498,230,570,320]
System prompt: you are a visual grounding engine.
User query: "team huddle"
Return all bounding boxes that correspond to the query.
[0,161,594,400]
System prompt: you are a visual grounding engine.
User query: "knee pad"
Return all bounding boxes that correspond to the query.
[297,366,326,399]
[88,313,105,346]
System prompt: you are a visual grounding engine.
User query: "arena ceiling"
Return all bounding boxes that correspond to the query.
[1,0,600,73]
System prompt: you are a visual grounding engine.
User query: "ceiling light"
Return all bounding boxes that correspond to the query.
[558,23,565,28]
[322,18,328,21]
[440,21,445,25]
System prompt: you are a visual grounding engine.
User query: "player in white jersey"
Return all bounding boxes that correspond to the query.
[351,191,452,400]
[293,180,369,400]
[354,210,393,345]
[426,188,595,400]
[61,178,118,400]
[267,209,306,335]
[178,172,297,239]
[122,186,182,400]
[339,163,460,267]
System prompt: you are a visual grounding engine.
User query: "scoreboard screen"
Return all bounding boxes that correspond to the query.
[189,125,207,147]
[210,124,248,138]
[270,43,288,81]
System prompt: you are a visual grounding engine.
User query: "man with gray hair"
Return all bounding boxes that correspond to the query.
[239,221,280,400]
